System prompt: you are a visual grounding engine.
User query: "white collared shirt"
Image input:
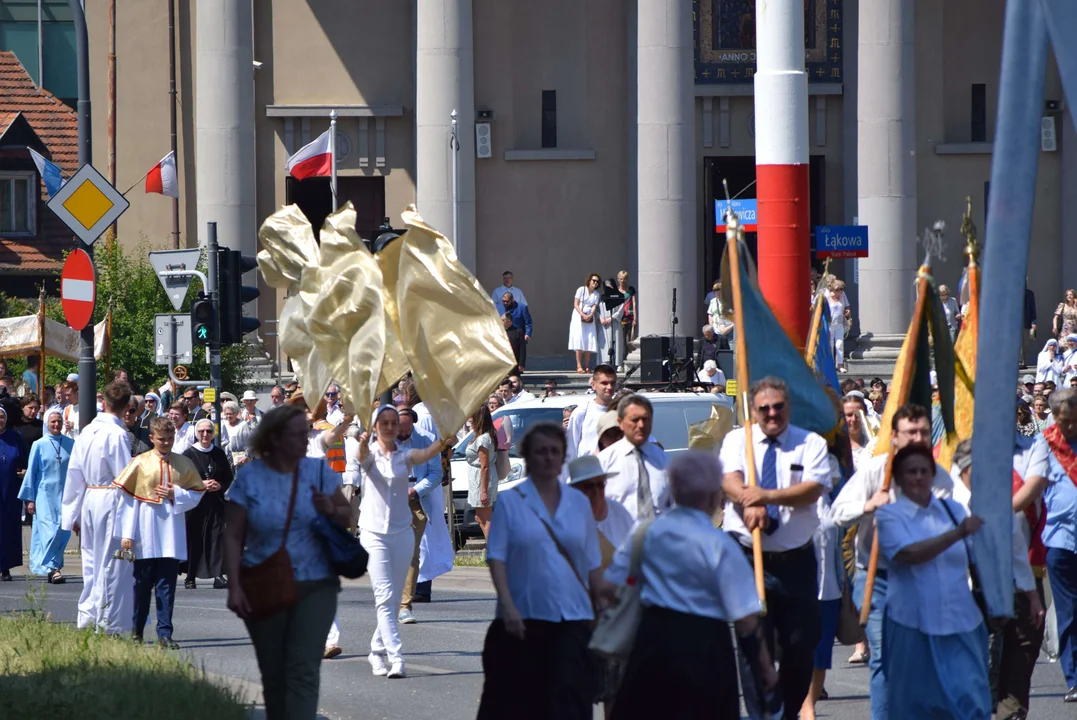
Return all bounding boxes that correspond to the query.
[876,495,984,635]
[486,478,600,622]
[414,402,438,440]
[719,423,831,552]
[829,451,954,569]
[598,437,671,520]
[61,413,132,530]
[566,400,609,460]
[358,443,413,534]
[606,506,762,622]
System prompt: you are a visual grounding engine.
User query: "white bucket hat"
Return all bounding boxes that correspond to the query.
[567,455,618,486]
[241,390,259,401]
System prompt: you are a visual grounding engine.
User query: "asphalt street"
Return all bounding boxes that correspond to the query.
[1,566,1074,719]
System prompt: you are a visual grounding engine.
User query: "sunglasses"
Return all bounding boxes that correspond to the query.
[576,480,606,493]
[196,429,214,435]
[756,402,786,415]
[325,391,339,398]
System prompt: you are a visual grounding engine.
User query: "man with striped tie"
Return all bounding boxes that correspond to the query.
[719,376,832,718]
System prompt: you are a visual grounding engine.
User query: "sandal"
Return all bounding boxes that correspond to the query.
[576,367,585,374]
[847,649,869,664]
[47,570,64,584]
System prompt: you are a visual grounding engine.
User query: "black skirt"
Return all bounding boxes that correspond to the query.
[478,618,593,720]
[610,606,740,720]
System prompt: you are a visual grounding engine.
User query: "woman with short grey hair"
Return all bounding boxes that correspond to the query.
[605,451,776,719]
[221,400,251,468]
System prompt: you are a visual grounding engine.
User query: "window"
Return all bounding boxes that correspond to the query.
[0,173,36,235]
[971,84,987,143]
[541,90,557,148]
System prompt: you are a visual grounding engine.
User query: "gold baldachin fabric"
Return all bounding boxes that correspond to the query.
[688,403,736,452]
[396,206,516,440]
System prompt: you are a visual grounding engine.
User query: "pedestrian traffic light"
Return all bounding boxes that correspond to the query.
[217,248,260,346]
[190,292,215,347]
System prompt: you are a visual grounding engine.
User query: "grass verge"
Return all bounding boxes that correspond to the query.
[0,593,247,720]
[453,553,488,567]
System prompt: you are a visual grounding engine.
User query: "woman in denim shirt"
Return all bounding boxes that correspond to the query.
[224,404,351,720]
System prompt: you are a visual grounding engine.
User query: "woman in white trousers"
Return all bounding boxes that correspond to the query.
[826,279,850,374]
[358,406,448,678]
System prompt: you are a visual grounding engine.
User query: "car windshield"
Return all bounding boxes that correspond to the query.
[453,406,567,459]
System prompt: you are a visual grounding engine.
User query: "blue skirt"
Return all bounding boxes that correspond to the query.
[813,598,841,670]
[883,614,991,719]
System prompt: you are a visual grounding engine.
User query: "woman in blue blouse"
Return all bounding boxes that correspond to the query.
[876,443,990,719]
[17,408,73,583]
[224,404,352,720]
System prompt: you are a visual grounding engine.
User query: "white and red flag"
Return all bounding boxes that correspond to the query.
[285,129,333,180]
[145,150,179,198]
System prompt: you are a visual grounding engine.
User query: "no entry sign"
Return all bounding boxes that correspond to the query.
[61,248,96,331]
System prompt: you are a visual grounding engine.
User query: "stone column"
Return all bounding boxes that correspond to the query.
[857,0,916,338]
[637,0,697,337]
[195,0,256,256]
[416,0,476,270]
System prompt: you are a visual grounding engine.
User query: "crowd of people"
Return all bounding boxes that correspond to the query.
[1,303,1077,720]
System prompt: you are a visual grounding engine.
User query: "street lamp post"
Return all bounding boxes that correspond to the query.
[450,109,460,256]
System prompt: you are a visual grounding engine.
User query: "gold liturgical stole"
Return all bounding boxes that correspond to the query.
[112,451,205,504]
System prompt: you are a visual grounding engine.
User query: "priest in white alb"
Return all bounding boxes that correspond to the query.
[115,415,206,647]
[60,381,135,634]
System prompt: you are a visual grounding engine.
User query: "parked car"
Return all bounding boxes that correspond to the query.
[447,391,734,542]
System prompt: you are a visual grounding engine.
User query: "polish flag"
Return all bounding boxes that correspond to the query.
[285,129,332,180]
[145,151,179,198]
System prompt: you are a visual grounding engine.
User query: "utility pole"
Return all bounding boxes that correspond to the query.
[69,0,96,429]
[206,222,223,436]
[106,0,116,243]
[168,0,180,249]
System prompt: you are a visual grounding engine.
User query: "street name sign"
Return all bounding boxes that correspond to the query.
[61,248,96,331]
[149,248,203,311]
[815,225,869,258]
[47,163,129,246]
[715,199,758,232]
[155,313,193,365]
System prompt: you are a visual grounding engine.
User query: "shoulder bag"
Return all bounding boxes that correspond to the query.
[240,467,300,622]
[310,461,369,578]
[939,499,1003,633]
[589,521,652,661]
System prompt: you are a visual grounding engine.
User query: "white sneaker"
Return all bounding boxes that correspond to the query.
[368,652,388,676]
[387,660,406,679]
[398,608,416,624]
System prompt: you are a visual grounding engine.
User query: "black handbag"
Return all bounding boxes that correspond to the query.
[312,514,369,579]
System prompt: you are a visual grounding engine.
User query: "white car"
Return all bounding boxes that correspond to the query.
[447,391,734,541]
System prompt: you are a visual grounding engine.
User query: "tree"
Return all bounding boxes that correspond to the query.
[1,240,250,395]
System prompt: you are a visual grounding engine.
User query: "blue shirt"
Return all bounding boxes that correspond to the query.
[486,478,600,622]
[503,301,532,337]
[1036,433,1077,552]
[226,457,337,581]
[605,506,762,622]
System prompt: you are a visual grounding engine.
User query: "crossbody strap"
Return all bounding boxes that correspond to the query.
[626,519,654,584]
[279,466,300,552]
[938,499,982,587]
[521,489,590,597]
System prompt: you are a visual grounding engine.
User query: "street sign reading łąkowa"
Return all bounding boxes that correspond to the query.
[715,199,758,232]
[815,225,869,259]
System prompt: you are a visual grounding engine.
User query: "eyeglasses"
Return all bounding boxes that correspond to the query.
[196,429,214,435]
[756,402,786,415]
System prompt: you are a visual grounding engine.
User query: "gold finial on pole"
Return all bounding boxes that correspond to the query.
[960,195,980,266]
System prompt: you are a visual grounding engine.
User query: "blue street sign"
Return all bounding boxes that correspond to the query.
[715,199,758,231]
[815,225,869,258]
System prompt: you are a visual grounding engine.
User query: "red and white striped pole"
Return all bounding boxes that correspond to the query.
[754,0,811,345]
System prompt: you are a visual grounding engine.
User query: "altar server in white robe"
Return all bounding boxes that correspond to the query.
[115,416,206,647]
[60,381,134,634]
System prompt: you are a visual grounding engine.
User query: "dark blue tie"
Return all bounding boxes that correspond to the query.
[759,437,781,535]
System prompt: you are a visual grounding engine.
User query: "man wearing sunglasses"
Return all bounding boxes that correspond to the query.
[324,384,344,425]
[718,376,832,719]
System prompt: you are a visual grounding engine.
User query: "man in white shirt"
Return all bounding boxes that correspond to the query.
[566,365,618,461]
[718,376,831,717]
[491,270,527,316]
[598,394,671,520]
[60,381,134,634]
[696,359,727,387]
[324,384,345,425]
[61,380,80,438]
[828,403,953,720]
[507,375,536,404]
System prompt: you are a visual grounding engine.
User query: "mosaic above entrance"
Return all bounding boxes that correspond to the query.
[694,0,844,84]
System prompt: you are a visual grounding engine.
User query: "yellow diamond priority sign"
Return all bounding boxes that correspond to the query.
[48,163,130,245]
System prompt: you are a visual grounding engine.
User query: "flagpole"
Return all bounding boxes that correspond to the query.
[725,210,766,613]
[167,0,180,249]
[329,109,338,212]
[450,109,459,256]
[858,273,930,625]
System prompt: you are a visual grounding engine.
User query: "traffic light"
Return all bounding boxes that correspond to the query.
[190,292,215,346]
[217,248,260,346]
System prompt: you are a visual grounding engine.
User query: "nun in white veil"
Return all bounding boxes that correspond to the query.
[1037,339,1064,385]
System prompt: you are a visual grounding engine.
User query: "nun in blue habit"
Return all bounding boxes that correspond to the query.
[17,407,73,583]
